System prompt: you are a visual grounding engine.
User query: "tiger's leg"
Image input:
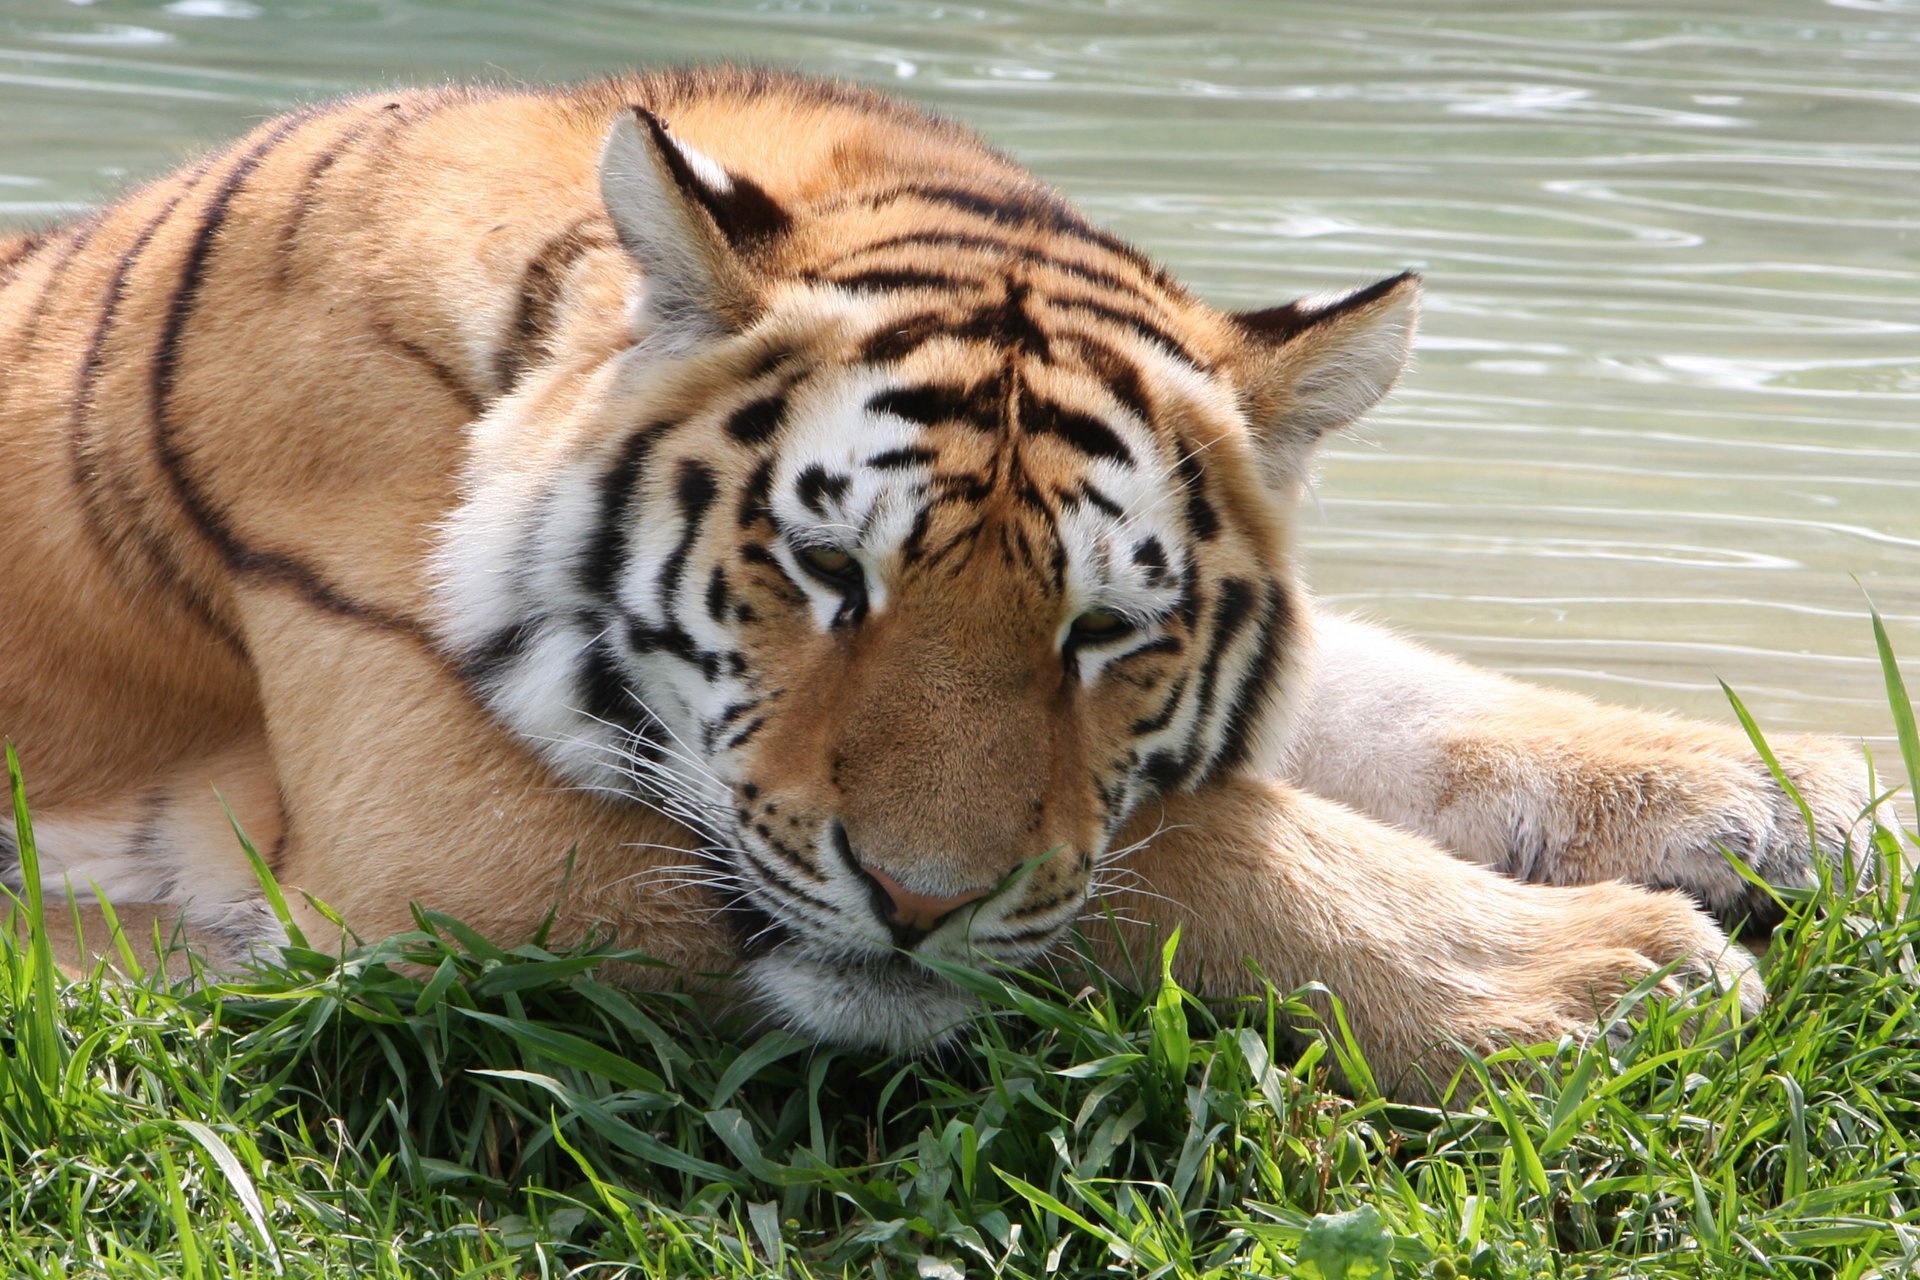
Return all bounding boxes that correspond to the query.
[1087,775,1760,1100]
[1280,611,1879,933]
[1,736,287,976]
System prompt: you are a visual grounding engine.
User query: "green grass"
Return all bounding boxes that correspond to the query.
[4,625,1917,1279]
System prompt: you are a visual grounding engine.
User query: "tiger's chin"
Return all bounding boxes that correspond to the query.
[745,952,980,1053]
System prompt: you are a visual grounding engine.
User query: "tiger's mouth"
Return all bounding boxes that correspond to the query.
[744,948,982,1052]
[718,895,1038,1050]
[715,829,1087,1049]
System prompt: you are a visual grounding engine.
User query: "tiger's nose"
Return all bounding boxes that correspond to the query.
[858,862,991,934]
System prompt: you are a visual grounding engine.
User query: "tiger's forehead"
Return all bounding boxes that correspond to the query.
[758,345,1199,616]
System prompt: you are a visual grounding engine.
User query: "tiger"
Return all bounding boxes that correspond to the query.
[0,68,1876,1098]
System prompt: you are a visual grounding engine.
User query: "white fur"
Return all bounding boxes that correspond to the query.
[745,952,978,1052]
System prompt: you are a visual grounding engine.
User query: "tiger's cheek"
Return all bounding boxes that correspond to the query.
[721,606,848,817]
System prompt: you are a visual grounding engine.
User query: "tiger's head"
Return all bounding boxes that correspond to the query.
[435,105,1417,1048]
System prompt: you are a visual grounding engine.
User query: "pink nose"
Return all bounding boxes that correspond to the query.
[860,863,991,932]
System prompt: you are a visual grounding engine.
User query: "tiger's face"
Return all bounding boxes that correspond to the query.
[434,108,1417,1048]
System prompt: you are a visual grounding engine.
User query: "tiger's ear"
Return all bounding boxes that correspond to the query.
[1228,272,1420,490]
[598,107,791,341]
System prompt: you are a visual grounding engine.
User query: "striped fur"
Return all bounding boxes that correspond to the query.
[0,70,1874,1096]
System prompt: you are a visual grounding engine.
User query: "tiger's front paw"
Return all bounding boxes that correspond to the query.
[1661,734,1877,934]
[1450,882,1762,1073]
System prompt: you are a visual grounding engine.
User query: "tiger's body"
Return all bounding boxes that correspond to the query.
[0,70,1872,1096]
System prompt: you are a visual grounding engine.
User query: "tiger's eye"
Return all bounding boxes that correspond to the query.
[801,546,856,577]
[1071,609,1128,638]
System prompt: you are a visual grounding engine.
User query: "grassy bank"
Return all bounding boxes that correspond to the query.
[4,625,1916,1278]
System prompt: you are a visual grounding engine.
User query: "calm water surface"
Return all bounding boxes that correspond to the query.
[3,0,1915,745]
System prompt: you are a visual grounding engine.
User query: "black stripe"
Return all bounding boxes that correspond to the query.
[1179,578,1257,784]
[1025,399,1132,465]
[867,380,1001,434]
[1048,295,1203,368]
[1008,464,1055,519]
[900,504,935,565]
[724,716,768,751]
[978,924,1066,948]
[925,514,987,578]
[124,789,171,862]
[826,266,971,293]
[67,169,244,656]
[705,565,732,623]
[460,618,541,686]
[744,343,793,381]
[867,446,937,470]
[1139,749,1188,792]
[1077,484,1124,519]
[1135,577,1256,795]
[795,464,849,517]
[578,629,641,737]
[495,218,612,392]
[739,542,806,605]
[860,183,1173,289]
[1106,634,1183,670]
[656,459,717,619]
[1001,887,1078,923]
[829,230,1147,298]
[737,458,775,528]
[264,828,289,876]
[1212,581,1289,772]
[867,385,958,430]
[1129,674,1190,736]
[580,420,672,602]
[1072,336,1155,425]
[741,848,836,904]
[1173,445,1220,541]
[369,322,486,416]
[1173,561,1201,630]
[859,311,952,364]
[276,102,400,285]
[624,618,702,666]
[955,278,1050,358]
[6,213,106,371]
[149,111,422,635]
[726,394,787,445]
[0,231,44,283]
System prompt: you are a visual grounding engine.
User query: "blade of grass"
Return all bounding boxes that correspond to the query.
[7,744,64,1103]
[1869,603,1920,835]
[1721,680,1822,858]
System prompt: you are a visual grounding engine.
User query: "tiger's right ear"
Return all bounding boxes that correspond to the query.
[598,107,790,342]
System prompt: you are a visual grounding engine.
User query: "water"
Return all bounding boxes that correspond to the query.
[4,0,1915,745]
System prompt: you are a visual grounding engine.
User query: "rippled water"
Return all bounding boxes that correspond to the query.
[3,0,1914,744]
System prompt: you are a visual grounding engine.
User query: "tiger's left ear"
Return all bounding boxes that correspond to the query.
[598,107,792,342]
[1228,271,1420,490]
